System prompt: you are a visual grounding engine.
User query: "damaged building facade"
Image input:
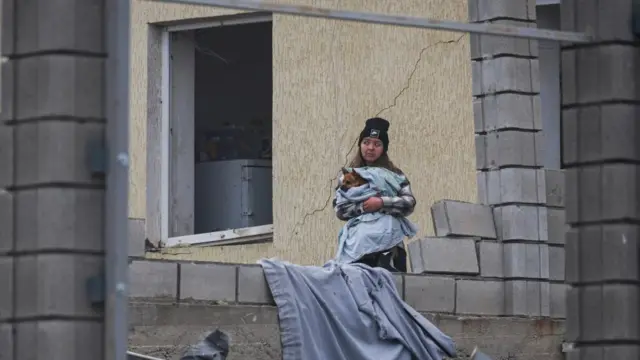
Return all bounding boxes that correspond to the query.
[125,0,573,358]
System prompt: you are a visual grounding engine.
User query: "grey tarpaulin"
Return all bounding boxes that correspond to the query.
[259,258,456,360]
[180,329,230,360]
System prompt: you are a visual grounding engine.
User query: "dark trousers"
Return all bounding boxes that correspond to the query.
[355,247,407,273]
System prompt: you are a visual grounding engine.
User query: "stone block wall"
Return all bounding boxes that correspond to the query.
[128,259,566,360]
[408,197,566,319]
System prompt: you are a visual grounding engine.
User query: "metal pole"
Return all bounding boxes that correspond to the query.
[150,0,592,43]
[105,0,131,359]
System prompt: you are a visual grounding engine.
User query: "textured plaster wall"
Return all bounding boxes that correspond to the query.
[131,0,476,265]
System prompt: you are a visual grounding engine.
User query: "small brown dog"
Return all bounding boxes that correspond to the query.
[340,168,368,190]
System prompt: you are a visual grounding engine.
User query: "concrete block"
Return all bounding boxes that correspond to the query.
[532,94,542,131]
[577,224,606,284]
[603,346,640,360]
[0,323,13,360]
[1,0,15,55]
[503,243,543,279]
[603,284,640,341]
[481,57,537,94]
[565,286,580,341]
[14,122,105,186]
[481,93,540,132]
[475,0,529,22]
[561,50,576,106]
[410,237,479,275]
[601,104,640,162]
[550,283,567,319]
[544,170,564,207]
[128,218,145,258]
[14,254,103,318]
[404,275,455,313]
[1,55,15,122]
[564,167,597,224]
[564,228,579,284]
[15,188,104,252]
[0,123,13,188]
[431,200,497,239]
[468,0,479,21]
[478,241,503,278]
[471,61,482,97]
[407,240,424,273]
[484,132,539,170]
[540,243,550,279]
[129,260,178,299]
[505,280,544,316]
[476,172,488,205]
[575,45,639,104]
[547,208,566,245]
[179,263,237,303]
[237,265,274,304]
[530,59,540,93]
[499,168,543,205]
[0,257,13,321]
[562,105,640,166]
[602,224,640,282]
[456,279,504,316]
[549,246,565,281]
[472,98,483,133]
[14,320,103,359]
[602,164,640,222]
[580,285,603,342]
[10,0,105,56]
[14,56,105,120]
[494,204,545,241]
[0,191,13,254]
[469,34,481,59]
[540,281,551,317]
[474,134,486,170]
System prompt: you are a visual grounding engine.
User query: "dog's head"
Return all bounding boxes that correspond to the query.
[340,168,368,191]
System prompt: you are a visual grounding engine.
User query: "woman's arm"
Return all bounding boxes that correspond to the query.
[379,177,416,217]
[333,197,365,221]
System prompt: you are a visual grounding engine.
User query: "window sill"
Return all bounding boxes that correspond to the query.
[163,224,274,248]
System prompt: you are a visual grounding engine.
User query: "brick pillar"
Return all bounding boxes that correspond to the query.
[470,0,558,317]
[0,0,106,358]
[561,1,640,358]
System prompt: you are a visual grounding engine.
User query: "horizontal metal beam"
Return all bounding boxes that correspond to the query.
[149,0,591,43]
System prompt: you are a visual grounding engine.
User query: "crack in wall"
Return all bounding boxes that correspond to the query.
[286,34,468,244]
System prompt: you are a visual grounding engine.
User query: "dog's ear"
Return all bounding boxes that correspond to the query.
[351,169,358,174]
[341,167,349,175]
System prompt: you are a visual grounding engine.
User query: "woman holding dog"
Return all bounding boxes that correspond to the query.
[333,117,416,272]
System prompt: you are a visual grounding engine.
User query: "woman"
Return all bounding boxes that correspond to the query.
[332,117,416,272]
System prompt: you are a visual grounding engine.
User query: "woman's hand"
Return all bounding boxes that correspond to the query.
[363,197,383,213]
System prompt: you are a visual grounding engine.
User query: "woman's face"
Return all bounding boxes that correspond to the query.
[360,137,384,163]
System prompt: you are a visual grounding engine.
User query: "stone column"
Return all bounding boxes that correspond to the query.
[0,0,106,358]
[470,0,559,317]
[561,0,640,358]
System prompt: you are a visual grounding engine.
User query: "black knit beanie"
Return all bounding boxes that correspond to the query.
[359,117,390,153]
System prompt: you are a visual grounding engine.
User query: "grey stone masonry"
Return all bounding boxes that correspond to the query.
[465,0,568,319]
[1,0,107,358]
[127,259,567,318]
[561,0,640,358]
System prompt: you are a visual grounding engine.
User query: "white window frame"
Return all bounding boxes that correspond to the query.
[158,13,274,248]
